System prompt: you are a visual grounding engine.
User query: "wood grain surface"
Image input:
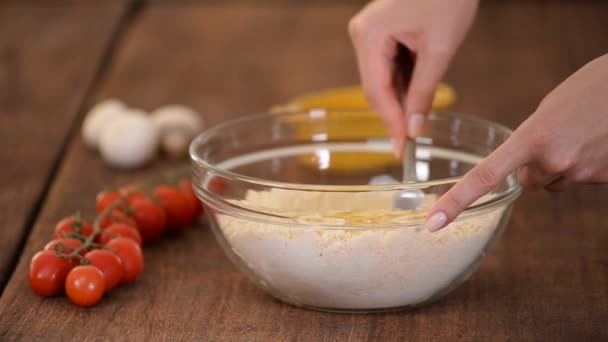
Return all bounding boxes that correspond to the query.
[0,1,607,341]
[0,1,128,288]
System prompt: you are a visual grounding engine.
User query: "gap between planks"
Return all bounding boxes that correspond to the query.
[0,1,145,295]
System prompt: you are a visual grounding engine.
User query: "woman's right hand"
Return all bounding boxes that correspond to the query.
[349,0,478,157]
[426,54,608,232]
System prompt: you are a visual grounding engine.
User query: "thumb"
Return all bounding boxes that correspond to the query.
[425,133,529,232]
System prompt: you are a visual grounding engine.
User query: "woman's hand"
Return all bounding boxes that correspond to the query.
[349,0,478,156]
[426,54,608,232]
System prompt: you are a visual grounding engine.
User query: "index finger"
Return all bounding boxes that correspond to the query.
[349,29,406,156]
[425,133,530,232]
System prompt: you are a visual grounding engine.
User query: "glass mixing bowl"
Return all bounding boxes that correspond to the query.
[190,109,521,313]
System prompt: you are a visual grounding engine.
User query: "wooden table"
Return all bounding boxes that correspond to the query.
[1,1,607,340]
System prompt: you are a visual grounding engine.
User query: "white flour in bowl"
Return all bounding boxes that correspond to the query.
[215,188,505,310]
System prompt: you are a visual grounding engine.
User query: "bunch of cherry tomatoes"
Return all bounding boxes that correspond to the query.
[29,178,203,307]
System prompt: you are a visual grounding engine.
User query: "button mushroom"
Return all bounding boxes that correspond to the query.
[99,109,159,169]
[150,105,204,159]
[81,99,126,149]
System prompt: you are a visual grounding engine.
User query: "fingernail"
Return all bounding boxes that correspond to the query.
[408,113,425,138]
[426,211,448,232]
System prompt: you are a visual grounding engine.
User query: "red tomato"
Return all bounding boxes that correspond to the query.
[106,238,144,284]
[208,177,228,195]
[179,179,203,220]
[65,265,105,307]
[119,184,148,205]
[53,215,94,239]
[96,191,121,213]
[153,185,192,232]
[99,223,142,246]
[129,198,167,243]
[84,250,123,292]
[99,209,137,230]
[29,250,73,297]
[44,238,85,261]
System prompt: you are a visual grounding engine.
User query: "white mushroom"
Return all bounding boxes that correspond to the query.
[99,109,159,169]
[81,99,127,149]
[150,105,204,159]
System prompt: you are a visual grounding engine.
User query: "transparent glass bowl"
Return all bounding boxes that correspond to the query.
[190,109,521,313]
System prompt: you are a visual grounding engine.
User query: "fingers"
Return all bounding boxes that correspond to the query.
[349,15,456,156]
[425,134,530,232]
[349,21,406,157]
[519,165,572,192]
[351,40,453,156]
[544,177,571,192]
[403,47,453,138]
[518,164,560,190]
[355,41,406,157]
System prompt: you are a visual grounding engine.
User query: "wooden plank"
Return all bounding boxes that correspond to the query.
[0,2,128,289]
[447,3,608,338]
[558,1,608,68]
[1,1,607,341]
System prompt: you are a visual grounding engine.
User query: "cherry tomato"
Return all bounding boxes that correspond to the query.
[84,250,123,292]
[106,238,143,284]
[29,250,73,297]
[129,198,167,243]
[179,179,203,220]
[96,191,121,213]
[99,223,142,246]
[119,184,148,205]
[53,215,93,239]
[153,185,192,232]
[208,177,228,195]
[99,209,137,230]
[44,238,85,261]
[65,265,105,307]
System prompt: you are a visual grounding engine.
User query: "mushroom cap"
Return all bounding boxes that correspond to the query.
[81,99,126,149]
[161,132,192,159]
[150,105,204,158]
[150,105,204,136]
[99,110,158,169]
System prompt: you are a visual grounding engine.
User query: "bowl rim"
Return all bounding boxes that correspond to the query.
[191,109,517,186]
[189,109,522,222]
